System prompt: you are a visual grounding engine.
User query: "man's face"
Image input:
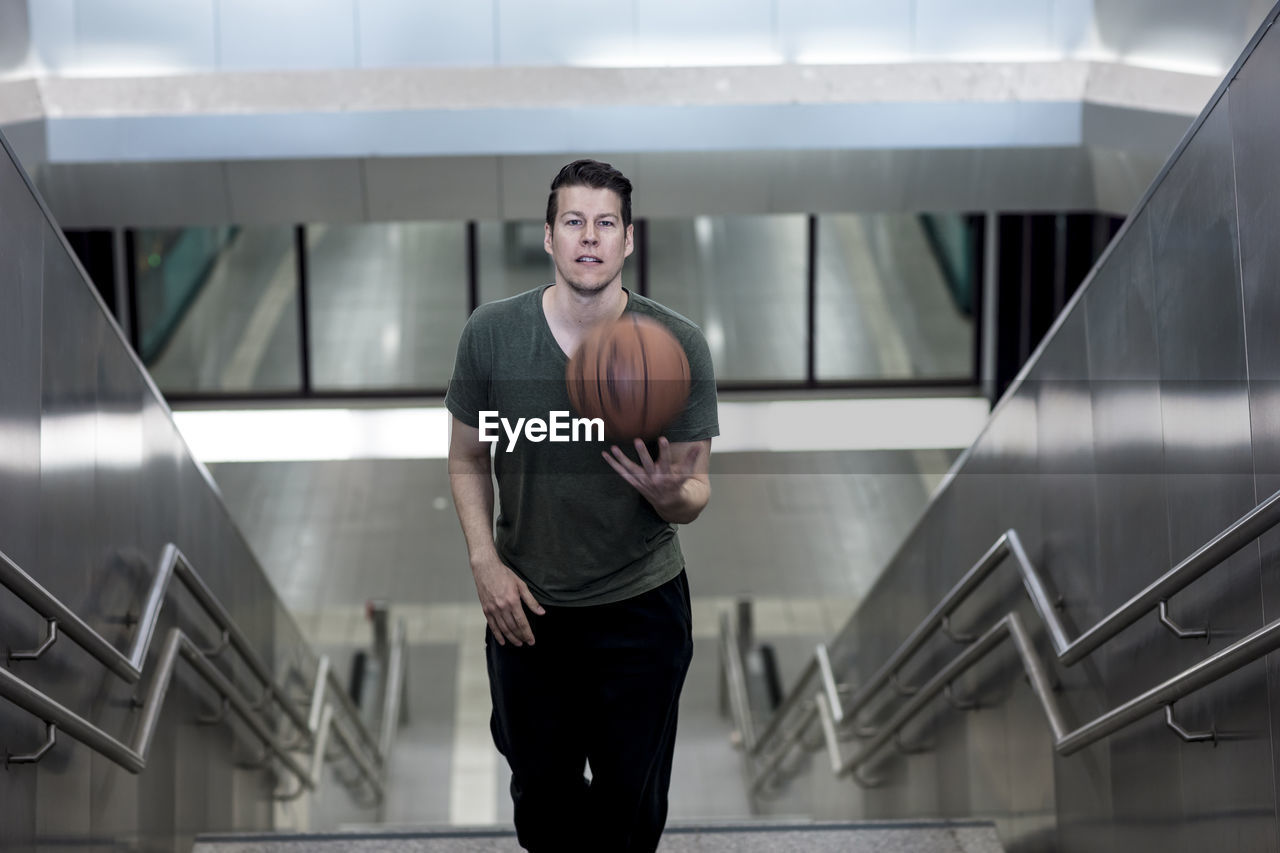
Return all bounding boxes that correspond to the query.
[544,185,634,295]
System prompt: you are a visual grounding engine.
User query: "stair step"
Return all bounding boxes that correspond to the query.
[194,819,1003,852]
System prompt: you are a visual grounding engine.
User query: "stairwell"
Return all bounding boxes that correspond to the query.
[194,819,1004,852]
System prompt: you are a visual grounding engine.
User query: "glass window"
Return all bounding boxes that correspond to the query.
[816,214,975,382]
[136,226,301,395]
[306,222,469,391]
[647,215,807,383]
[476,220,555,305]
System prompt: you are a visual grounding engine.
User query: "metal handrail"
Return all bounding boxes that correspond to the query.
[1,628,311,780]
[817,607,1280,780]
[720,610,759,754]
[743,486,1280,792]
[0,543,388,800]
[377,619,408,765]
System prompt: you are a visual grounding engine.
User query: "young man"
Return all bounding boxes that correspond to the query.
[445,159,719,852]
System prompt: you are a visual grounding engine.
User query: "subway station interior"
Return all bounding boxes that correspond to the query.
[3,1,1280,850]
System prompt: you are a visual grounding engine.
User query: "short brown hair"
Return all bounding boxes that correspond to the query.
[546,159,633,230]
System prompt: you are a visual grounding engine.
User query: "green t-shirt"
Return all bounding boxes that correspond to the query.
[445,284,719,607]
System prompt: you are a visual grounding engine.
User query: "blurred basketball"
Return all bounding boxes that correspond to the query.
[566,315,691,441]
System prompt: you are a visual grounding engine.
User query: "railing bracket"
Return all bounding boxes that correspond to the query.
[7,723,57,766]
[237,743,274,770]
[1165,704,1216,746]
[890,671,918,697]
[945,682,978,711]
[200,629,232,658]
[1159,601,1209,642]
[852,763,884,788]
[197,698,230,726]
[941,614,976,644]
[893,730,933,755]
[10,618,59,662]
[0,543,389,803]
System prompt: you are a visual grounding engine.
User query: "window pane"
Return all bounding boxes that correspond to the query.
[816,214,975,381]
[648,215,807,383]
[137,226,301,394]
[476,220,554,305]
[307,222,469,391]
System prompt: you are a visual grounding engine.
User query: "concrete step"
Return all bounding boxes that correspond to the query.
[194,819,1004,853]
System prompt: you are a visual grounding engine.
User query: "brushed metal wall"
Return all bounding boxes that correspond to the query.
[0,133,374,851]
[31,145,1160,229]
[781,6,1280,852]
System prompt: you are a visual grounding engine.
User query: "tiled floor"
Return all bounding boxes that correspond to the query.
[209,446,956,828]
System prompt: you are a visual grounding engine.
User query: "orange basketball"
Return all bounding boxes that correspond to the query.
[566,315,691,441]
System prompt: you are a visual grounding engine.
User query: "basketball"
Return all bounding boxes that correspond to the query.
[566,315,692,441]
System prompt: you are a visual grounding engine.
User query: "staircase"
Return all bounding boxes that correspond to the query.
[194,820,1004,852]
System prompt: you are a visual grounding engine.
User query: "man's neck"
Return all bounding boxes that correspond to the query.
[544,281,628,330]
[542,281,629,358]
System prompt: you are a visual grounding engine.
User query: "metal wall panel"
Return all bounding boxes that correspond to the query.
[355,0,495,68]
[633,0,777,66]
[0,0,30,71]
[1145,93,1274,851]
[1031,306,1112,853]
[3,121,46,175]
[497,153,640,222]
[1069,214,1161,853]
[40,145,1142,228]
[1232,24,1280,853]
[363,156,501,222]
[787,9,1280,851]
[0,123,45,853]
[1051,0,1097,55]
[33,220,100,852]
[24,0,74,71]
[225,159,364,225]
[495,0,635,67]
[1088,147,1169,217]
[0,121,377,850]
[216,0,357,72]
[915,0,1056,60]
[776,0,912,63]
[1083,105,1193,159]
[17,0,1271,74]
[634,151,775,218]
[86,319,148,851]
[72,0,216,74]
[37,161,231,228]
[0,131,43,577]
[1092,0,1262,74]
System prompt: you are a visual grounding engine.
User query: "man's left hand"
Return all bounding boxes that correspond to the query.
[603,437,711,524]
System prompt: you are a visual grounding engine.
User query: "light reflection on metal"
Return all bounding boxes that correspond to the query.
[751,485,1280,791]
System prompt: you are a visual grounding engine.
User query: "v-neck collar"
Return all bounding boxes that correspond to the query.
[536,283,632,364]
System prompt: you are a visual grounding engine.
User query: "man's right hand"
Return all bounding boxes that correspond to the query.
[472,556,545,646]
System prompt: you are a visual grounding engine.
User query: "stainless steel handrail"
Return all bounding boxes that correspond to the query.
[746,486,1280,792]
[0,628,312,780]
[1,544,316,741]
[0,543,388,800]
[720,610,759,753]
[817,607,1280,779]
[377,619,408,766]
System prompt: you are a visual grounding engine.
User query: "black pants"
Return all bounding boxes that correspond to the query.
[486,571,694,853]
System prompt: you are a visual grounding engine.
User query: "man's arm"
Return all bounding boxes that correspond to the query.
[603,437,712,524]
[448,416,544,646]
